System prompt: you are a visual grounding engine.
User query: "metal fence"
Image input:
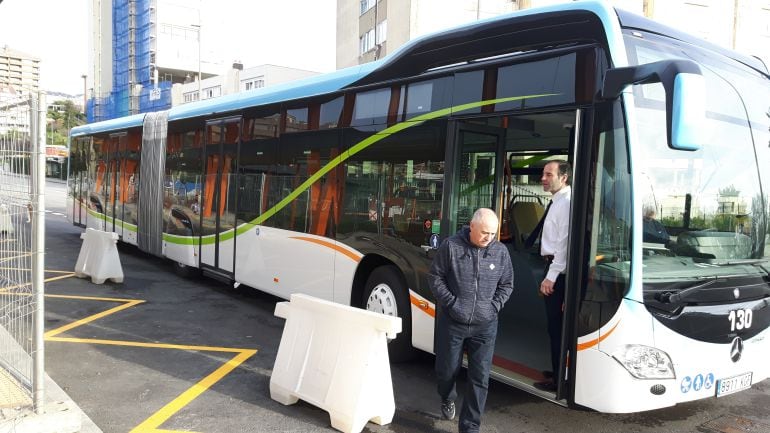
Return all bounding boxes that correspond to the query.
[0,91,45,412]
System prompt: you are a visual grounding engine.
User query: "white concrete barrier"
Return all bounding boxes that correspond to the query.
[270,293,402,433]
[74,228,124,284]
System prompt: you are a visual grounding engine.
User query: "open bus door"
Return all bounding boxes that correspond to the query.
[444,112,579,405]
[445,121,505,234]
[200,117,240,278]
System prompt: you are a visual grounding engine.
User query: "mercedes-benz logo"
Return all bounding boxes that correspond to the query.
[730,336,743,362]
[733,288,740,299]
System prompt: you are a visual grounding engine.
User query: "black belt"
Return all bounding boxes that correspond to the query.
[543,255,554,263]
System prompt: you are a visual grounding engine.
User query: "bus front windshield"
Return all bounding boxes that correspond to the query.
[625,34,770,296]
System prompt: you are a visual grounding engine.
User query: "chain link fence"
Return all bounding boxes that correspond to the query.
[0,91,45,413]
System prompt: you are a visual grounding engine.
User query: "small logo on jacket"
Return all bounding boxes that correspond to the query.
[489,264,495,270]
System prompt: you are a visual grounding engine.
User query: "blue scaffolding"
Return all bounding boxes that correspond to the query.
[87,0,172,123]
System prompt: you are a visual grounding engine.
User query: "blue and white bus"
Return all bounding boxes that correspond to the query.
[68,1,770,413]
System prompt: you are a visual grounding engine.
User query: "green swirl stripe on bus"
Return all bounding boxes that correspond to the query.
[86,208,138,232]
[247,93,557,228]
[166,93,558,245]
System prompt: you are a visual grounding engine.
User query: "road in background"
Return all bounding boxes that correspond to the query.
[42,179,770,433]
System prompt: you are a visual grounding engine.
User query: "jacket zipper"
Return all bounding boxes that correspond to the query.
[468,248,479,326]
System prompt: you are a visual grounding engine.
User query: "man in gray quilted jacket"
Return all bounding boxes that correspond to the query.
[428,208,513,433]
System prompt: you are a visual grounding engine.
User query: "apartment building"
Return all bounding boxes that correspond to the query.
[0,45,40,96]
[336,0,770,70]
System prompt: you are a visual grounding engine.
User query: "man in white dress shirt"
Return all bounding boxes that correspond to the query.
[533,160,571,392]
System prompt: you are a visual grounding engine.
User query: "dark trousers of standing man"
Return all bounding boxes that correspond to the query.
[435,309,498,433]
[544,273,566,377]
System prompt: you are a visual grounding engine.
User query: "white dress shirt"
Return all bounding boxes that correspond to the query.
[541,185,571,282]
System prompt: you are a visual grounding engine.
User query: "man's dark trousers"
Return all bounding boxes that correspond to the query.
[544,274,566,376]
[435,309,498,433]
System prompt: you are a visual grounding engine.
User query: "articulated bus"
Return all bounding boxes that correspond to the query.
[68,1,770,413]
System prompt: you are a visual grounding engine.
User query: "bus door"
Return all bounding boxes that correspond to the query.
[200,117,240,276]
[113,134,127,239]
[103,134,121,234]
[445,121,505,234]
[469,111,576,403]
[69,137,87,227]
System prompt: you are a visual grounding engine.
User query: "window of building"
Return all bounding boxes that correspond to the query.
[376,20,387,44]
[242,76,266,91]
[360,0,376,15]
[359,29,376,55]
[202,86,221,100]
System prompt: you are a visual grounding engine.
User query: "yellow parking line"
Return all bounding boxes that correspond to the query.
[47,292,144,303]
[44,299,145,338]
[46,336,248,354]
[0,272,77,294]
[130,349,257,433]
[45,284,260,432]
[0,282,31,292]
[0,267,74,274]
[0,253,32,262]
[43,273,77,283]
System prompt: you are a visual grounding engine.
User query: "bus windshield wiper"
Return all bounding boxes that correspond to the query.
[697,258,769,266]
[656,279,716,304]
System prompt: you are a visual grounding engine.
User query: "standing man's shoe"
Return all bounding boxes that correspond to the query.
[441,399,456,420]
[534,380,558,392]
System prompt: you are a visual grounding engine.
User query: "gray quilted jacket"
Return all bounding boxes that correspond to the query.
[428,227,514,325]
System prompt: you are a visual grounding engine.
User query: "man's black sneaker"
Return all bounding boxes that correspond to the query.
[441,399,456,420]
[534,380,558,392]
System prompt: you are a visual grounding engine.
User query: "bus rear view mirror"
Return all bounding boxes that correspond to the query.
[670,72,706,151]
[602,59,705,151]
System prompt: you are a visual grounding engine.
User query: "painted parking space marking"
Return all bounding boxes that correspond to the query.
[37,272,258,433]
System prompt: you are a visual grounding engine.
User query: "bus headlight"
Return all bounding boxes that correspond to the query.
[611,345,675,379]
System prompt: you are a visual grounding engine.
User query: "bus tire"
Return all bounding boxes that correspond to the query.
[173,260,200,278]
[363,265,414,362]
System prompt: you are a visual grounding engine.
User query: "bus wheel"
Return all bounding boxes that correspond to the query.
[363,265,414,362]
[173,261,200,278]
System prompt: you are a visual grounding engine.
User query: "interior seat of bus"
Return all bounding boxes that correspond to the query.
[508,198,545,251]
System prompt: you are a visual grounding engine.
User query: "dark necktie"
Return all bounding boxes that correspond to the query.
[525,200,552,249]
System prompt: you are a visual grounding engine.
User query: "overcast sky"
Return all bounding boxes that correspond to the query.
[0,0,337,95]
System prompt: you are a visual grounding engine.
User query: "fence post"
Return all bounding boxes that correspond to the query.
[31,91,46,414]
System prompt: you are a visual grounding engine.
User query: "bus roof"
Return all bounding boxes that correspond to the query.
[73,1,767,138]
[71,1,624,138]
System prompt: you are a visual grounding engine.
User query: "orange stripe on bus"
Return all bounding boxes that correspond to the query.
[289,236,361,263]
[577,320,620,351]
[409,293,435,318]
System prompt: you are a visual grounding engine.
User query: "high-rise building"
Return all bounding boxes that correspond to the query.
[337,0,770,71]
[0,45,40,96]
[87,0,221,122]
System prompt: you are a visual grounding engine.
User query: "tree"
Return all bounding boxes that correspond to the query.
[46,100,86,147]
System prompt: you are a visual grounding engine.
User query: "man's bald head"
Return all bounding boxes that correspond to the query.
[469,208,498,248]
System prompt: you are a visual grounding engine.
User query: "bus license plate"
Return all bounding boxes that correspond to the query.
[716,372,752,397]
